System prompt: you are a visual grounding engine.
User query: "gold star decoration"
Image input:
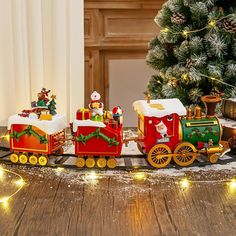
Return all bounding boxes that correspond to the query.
[51,95,56,99]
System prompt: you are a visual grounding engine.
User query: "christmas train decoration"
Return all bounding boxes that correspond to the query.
[3,88,232,169]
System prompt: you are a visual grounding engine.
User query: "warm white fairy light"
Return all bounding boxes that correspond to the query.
[209,20,216,27]
[82,171,101,186]
[0,134,10,142]
[180,178,189,189]
[0,168,4,179]
[0,196,10,203]
[132,172,148,181]
[162,27,170,33]
[87,171,98,181]
[55,167,65,173]
[229,179,236,190]
[15,179,25,187]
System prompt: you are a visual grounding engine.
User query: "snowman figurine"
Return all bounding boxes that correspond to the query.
[89,91,104,121]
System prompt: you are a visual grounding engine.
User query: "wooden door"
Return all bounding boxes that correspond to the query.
[84,0,165,124]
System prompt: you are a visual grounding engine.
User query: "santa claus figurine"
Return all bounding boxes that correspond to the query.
[89,91,104,120]
[155,120,168,138]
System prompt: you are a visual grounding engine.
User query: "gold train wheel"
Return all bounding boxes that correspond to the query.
[19,154,28,164]
[147,144,172,168]
[76,156,86,168]
[97,156,107,168]
[10,153,19,163]
[173,142,197,167]
[208,154,219,164]
[38,155,48,166]
[29,155,38,165]
[86,156,95,168]
[107,157,117,169]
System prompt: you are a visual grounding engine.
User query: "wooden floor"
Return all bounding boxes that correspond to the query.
[0,163,235,236]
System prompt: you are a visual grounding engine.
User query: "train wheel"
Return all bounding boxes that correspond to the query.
[208,154,219,164]
[19,154,28,164]
[38,155,48,166]
[10,153,19,163]
[86,156,95,168]
[29,155,38,165]
[173,142,197,167]
[76,156,86,168]
[147,144,172,168]
[97,156,107,168]
[107,157,117,169]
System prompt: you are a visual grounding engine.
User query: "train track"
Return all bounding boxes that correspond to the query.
[0,146,235,171]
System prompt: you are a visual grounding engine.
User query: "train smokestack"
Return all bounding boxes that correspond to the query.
[201,95,221,118]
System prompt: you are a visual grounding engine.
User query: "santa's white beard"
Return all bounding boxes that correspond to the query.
[156,126,168,137]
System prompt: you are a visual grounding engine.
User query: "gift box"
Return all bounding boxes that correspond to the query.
[76,108,91,120]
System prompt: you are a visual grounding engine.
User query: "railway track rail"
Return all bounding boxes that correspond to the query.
[0,146,235,171]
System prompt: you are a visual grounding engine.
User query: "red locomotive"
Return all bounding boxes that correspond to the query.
[6,89,230,169]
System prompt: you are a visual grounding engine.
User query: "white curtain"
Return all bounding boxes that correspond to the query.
[0,0,84,126]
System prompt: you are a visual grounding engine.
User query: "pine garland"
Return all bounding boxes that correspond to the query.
[75,128,119,147]
[187,127,219,139]
[10,125,48,144]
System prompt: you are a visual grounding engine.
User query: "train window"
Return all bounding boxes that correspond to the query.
[167,116,173,121]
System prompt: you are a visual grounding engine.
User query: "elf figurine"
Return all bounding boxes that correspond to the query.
[89,91,104,122]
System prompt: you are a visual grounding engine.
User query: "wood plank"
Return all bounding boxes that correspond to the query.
[0,166,235,235]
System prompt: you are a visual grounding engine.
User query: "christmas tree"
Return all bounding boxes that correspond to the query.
[147,0,236,106]
[48,95,57,115]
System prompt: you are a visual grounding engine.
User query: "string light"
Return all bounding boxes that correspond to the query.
[199,73,236,89]
[55,167,65,173]
[15,179,25,187]
[228,178,236,193]
[161,28,169,33]
[0,166,25,206]
[182,30,189,37]
[209,20,216,27]
[155,14,234,37]
[180,178,189,189]
[132,172,148,181]
[0,168,4,179]
[83,171,100,186]
[183,73,189,81]
[0,134,10,142]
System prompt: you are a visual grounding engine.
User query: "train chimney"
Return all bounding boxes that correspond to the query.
[186,108,192,120]
[194,106,202,120]
[201,95,221,118]
[144,92,151,104]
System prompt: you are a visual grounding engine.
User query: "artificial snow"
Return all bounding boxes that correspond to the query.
[133,98,186,117]
[7,114,66,135]
[72,119,106,132]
